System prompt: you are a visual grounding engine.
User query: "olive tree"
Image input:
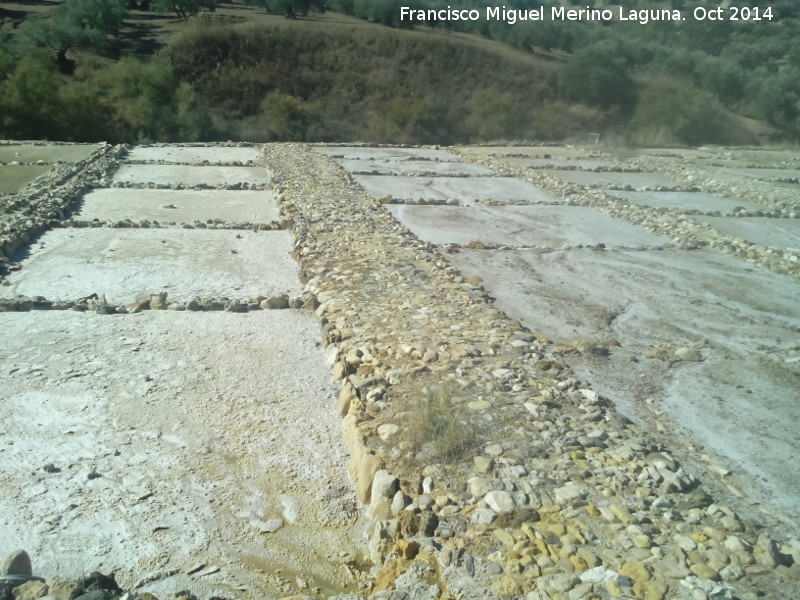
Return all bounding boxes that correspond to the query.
[245,0,327,19]
[24,0,128,73]
[153,0,217,20]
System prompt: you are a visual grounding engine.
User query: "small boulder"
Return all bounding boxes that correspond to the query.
[0,549,32,576]
[675,347,703,362]
[261,294,290,310]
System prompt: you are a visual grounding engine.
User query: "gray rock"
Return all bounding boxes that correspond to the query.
[554,482,588,505]
[758,533,792,567]
[417,494,434,511]
[467,476,502,498]
[538,573,578,593]
[470,508,497,525]
[391,490,410,516]
[224,301,248,313]
[484,490,514,513]
[418,512,438,537]
[10,580,48,599]
[579,566,617,584]
[473,456,494,474]
[371,470,399,501]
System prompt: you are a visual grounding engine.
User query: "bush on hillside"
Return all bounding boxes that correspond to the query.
[558,43,636,112]
[367,93,452,144]
[23,0,127,73]
[464,90,529,142]
[745,67,800,131]
[626,76,750,146]
[153,0,217,20]
[0,53,62,139]
[88,57,216,141]
[259,91,321,140]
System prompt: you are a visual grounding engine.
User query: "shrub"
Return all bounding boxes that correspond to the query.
[153,0,217,20]
[57,78,115,141]
[464,90,529,142]
[258,91,322,141]
[744,67,800,131]
[367,93,453,144]
[89,57,180,141]
[407,385,479,463]
[627,75,746,146]
[559,43,636,112]
[23,0,128,73]
[0,53,62,139]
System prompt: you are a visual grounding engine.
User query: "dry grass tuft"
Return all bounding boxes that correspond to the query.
[408,384,479,463]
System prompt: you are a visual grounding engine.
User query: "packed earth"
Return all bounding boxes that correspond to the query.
[0,140,798,600]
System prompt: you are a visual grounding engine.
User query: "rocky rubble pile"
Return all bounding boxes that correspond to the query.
[109,181,267,191]
[452,147,800,281]
[51,218,284,231]
[265,143,800,600]
[1,550,125,600]
[0,291,303,314]
[1,550,291,600]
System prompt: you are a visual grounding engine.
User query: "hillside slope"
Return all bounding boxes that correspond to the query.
[0,1,797,144]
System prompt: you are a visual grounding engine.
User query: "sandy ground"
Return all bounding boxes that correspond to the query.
[337,158,494,177]
[112,165,272,187]
[0,310,366,599]
[387,204,668,247]
[606,190,760,214]
[75,189,279,224]
[314,146,464,162]
[354,174,557,204]
[690,215,800,247]
[1,229,300,304]
[124,147,264,165]
[542,170,685,189]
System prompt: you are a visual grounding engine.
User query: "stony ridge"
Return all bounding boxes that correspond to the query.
[266,144,800,600]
